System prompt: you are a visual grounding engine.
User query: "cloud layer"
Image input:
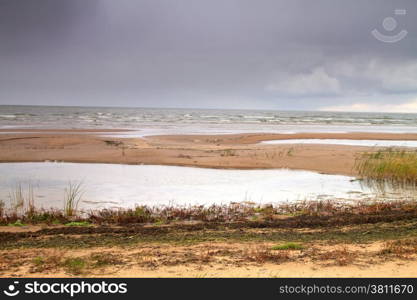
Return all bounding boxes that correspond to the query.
[320,99,417,113]
[0,0,416,111]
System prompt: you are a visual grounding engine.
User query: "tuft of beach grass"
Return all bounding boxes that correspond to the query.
[8,182,35,215]
[355,148,417,191]
[64,181,84,217]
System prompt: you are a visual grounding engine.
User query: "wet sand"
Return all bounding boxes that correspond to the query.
[1,129,417,176]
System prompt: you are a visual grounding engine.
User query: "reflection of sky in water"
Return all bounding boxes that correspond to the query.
[262,139,417,148]
[0,163,375,211]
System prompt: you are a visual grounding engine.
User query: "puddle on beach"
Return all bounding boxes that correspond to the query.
[261,139,417,148]
[0,163,376,210]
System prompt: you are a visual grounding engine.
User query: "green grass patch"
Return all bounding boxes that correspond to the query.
[62,258,86,275]
[64,221,91,227]
[32,256,45,266]
[8,220,25,227]
[153,220,165,226]
[271,242,303,250]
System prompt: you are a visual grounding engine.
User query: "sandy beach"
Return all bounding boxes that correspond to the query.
[2,129,417,278]
[2,129,417,176]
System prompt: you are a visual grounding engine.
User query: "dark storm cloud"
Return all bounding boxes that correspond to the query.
[0,0,416,111]
[0,1,98,55]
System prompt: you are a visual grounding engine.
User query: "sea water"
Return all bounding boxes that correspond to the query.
[2,105,417,136]
[0,163,374,210]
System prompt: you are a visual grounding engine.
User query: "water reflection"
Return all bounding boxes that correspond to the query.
[0,163,376,210]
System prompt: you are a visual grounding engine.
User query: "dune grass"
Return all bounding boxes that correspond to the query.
[355,148,417,190]
[64,181,84,217]
[8,183,36,215]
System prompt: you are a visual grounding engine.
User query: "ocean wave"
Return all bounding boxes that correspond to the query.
[2,106,417,134]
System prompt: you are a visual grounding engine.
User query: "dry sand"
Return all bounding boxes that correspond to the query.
[2,129,417,175]
[2,241,417,278]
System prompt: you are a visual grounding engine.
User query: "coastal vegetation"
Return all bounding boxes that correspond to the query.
[63,181,84,217]
[355,148,417,190]
[1,198,417,227]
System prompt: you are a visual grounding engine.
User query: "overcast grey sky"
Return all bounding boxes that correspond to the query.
[0,0,416,111]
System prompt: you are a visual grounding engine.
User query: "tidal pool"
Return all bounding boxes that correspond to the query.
[261,139,417,147]
[0,163,374,210]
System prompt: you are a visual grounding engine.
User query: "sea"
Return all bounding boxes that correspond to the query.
[1,105,417,136]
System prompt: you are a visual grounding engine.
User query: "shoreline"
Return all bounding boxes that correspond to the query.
[1,130,417,176]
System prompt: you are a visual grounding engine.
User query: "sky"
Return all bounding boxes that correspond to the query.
[0,0,416,112]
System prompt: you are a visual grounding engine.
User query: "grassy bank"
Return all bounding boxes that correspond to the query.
[1,199,417,227]
[355,148,417,190]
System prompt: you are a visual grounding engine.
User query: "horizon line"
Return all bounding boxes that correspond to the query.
[1,103,417,114]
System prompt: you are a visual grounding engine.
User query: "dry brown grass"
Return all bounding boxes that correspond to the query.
[30,250,64,273]
[311,246,357,266]
[379,238,417,259]
[242,245,291,264]
[2,199,417,228]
